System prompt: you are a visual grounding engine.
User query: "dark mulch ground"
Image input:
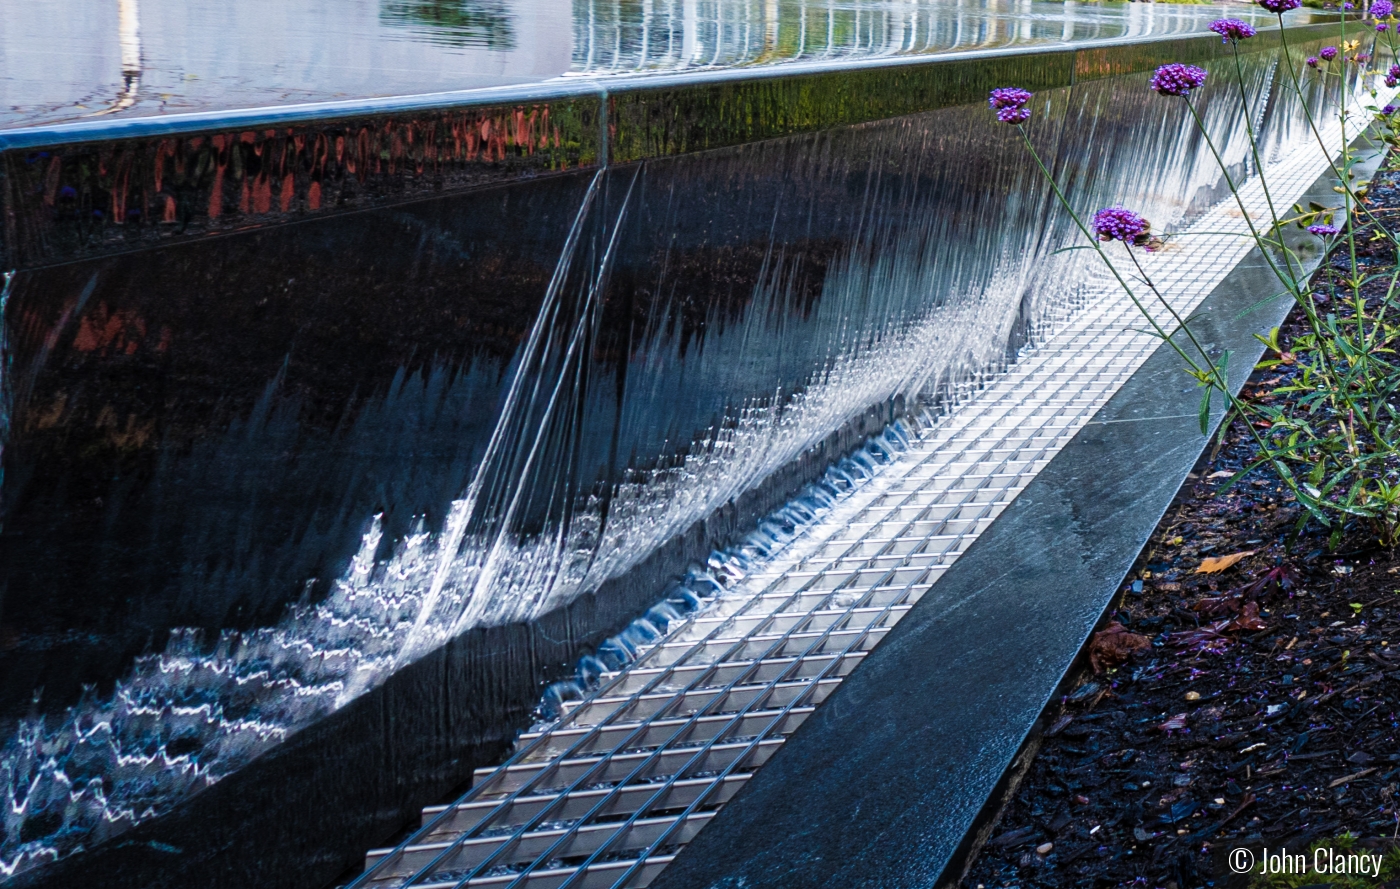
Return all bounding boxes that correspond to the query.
[963,162,1400,889]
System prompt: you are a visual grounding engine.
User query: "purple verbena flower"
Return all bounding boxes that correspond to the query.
[1094,207,1153,245]
[1376,0,1395,14]
[1355,52,1371,63]
[1378,20,1389,30]
[1385,103,1399,114]
[1308,223,1341,236]
[1209,18,1258,41]
[989,87,1034,124]
[1150,63,1208,97]
[1388,74,1398,87]
[1307,55,1321,67]
[1345,2,1356,9]
[989,87,1033,110]
[1258,0,1302,11]
[1320,45,1339,60]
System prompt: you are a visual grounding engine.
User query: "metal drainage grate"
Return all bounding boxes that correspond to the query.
[347,87,1384,889]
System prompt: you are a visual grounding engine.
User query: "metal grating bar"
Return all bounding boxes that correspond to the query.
[366,814,713,877]
[417,776,750,838]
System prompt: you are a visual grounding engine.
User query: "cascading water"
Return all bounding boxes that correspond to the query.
[532,417,922,725]
[0,29,1358,882]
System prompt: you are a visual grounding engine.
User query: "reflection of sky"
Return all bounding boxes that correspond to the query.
[568,0,1288,75]
[381,0,518,49]
[1,0,1305,130]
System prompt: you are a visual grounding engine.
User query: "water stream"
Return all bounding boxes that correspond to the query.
[0,35,1355,881]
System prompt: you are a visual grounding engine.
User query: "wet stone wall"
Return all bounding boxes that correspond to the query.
[0,23,1349,888]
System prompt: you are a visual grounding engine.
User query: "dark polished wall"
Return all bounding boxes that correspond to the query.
[0,45,1085,725]
[1,172,592,720]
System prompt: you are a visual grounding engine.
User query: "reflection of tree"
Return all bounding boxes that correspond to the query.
[380,0,517,49]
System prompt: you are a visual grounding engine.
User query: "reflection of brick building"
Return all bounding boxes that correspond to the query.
[2,100,596,268]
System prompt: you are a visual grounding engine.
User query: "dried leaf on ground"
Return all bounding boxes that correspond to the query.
[1168,624,1231,650]
[989,825,1037,847]
[1158,713,1189,731]
[1088,621,1152,672]
[1170,603,1265,649]
[1232,564,1299,599]
[1196,551,1254,573]
[1223,601,1266,632]
[1192,594,1242,616]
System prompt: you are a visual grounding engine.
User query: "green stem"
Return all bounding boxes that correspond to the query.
[1015,126,1299,505]
[1231,40,1300,290]
[1183,98,1300,296]
[1179,95,1357,410]
[1278,12,1400,248]
[1016,127,1178,349]
[1242,26,1391,442]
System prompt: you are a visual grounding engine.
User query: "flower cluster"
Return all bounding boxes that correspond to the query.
[1149,63,1208,97]
[1307,55,1320,67]
[1378,20,1389,31]
[1307,223,1341,236]
[1258,0,1302,11]
[1320,45,1339,60]
[1388,63,1400,87]
[1093,207,1153,246]
[1385,103,1400,114]
[1374,0,1394,16]
[989,87,1034,123]
[1209,18,1257,42]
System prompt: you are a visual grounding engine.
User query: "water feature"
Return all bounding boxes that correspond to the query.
[0,3,1362,886]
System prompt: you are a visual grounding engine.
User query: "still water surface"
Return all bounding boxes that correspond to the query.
[1,0,1289,128]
